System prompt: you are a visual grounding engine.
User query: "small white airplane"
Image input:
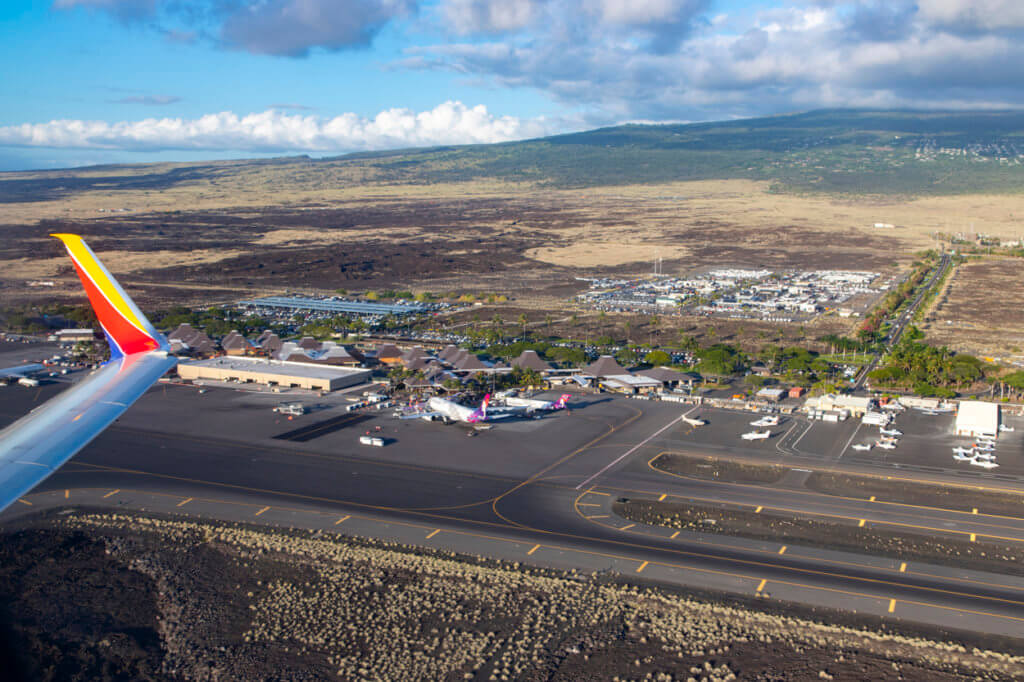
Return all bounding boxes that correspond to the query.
[1000,423,1014,432]
[971,458,999,469]
[851,443,872,451]
[974,442,995,451]
[952,446,974,456]
[879,427,902,437]
[681,415,707,427]
[952,451,975,462]
[974,452,996,461]
[741,430,771,440]
[875,441,897,450]
[750,415,780,427]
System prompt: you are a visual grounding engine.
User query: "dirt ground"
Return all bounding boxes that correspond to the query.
[922,257,1024,359]
[652,454,1024,518]
[0,510,1020,681]
[805,472,1024,518]
[651,453,788,484]
[0,173,957,312]
[614,498,1024,577]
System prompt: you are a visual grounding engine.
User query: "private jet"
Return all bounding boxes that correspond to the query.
[741,430,771,440]
[750,415,780,427]
[681,415,707,427]
[879,428,902,437]
[875,441,897,450]
[851,443,872,451]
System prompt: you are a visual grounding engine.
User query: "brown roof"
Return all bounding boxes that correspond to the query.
[453,353,491,371]
[583,355,627,378]
[512,350,552,372]
[376,343,402,360]
[221,331,253,352]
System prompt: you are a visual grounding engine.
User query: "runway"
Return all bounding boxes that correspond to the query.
[2,383,1024,638]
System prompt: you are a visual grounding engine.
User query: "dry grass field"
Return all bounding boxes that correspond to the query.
[3,158,1024,346]
[923,257,1024,359]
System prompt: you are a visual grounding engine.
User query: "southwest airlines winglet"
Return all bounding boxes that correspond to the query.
[0,235,176,512]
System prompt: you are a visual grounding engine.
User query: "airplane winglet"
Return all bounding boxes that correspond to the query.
[52,233,168,357]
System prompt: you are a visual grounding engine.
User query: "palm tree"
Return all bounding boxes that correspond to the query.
[518,313,528,338]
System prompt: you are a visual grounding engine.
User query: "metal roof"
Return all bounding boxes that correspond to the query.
[240,296,428,316]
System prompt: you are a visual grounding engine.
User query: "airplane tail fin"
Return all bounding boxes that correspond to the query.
[557,393,572,408]
[468,393,491,422]
[52,234,169,358]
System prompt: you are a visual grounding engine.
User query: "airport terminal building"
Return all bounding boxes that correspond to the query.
[955,400,999,438]
[177,357,371,392]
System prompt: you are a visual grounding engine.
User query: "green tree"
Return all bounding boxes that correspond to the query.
[643,349,671,366]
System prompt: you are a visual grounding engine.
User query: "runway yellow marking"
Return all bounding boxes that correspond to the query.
[644,454,1024,543]
[621,523,635,531]
[859,519,866,528]
[756,579,767,592]
[578,503,601,507]
[587,490,611,497]
[17,498,32,506]
[587,515,610,520]
[177,497,193,507]
[103,489,120,498]
[64,489,69,499]
[254,506,270,516]
[778,545,787,555]
[888,599,897,613]
[636,561,649,573]
[670,531,680,539]
[527,544,541,556]
[648,451,1024,522]
[869,496,876,502]
[900,562,907,573]
[658,493,667,501]
[755,506,763,513]
[426,528,440,539]
[74,450,1024,617]
[43,484,1024,625]
[335,515,350,525]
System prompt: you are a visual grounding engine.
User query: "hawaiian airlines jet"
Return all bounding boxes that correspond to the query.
[0,234,177,512]
[504,393,571,412]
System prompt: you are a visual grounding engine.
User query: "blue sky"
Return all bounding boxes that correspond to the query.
[3,0,1024,170]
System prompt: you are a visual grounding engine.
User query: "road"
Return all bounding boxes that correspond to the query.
[2,383,1023,638]
[854,252,951,390]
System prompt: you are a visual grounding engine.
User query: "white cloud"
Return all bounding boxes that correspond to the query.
[441,0,539,35]
[917,0,1024,31]
[0,102,556,152]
